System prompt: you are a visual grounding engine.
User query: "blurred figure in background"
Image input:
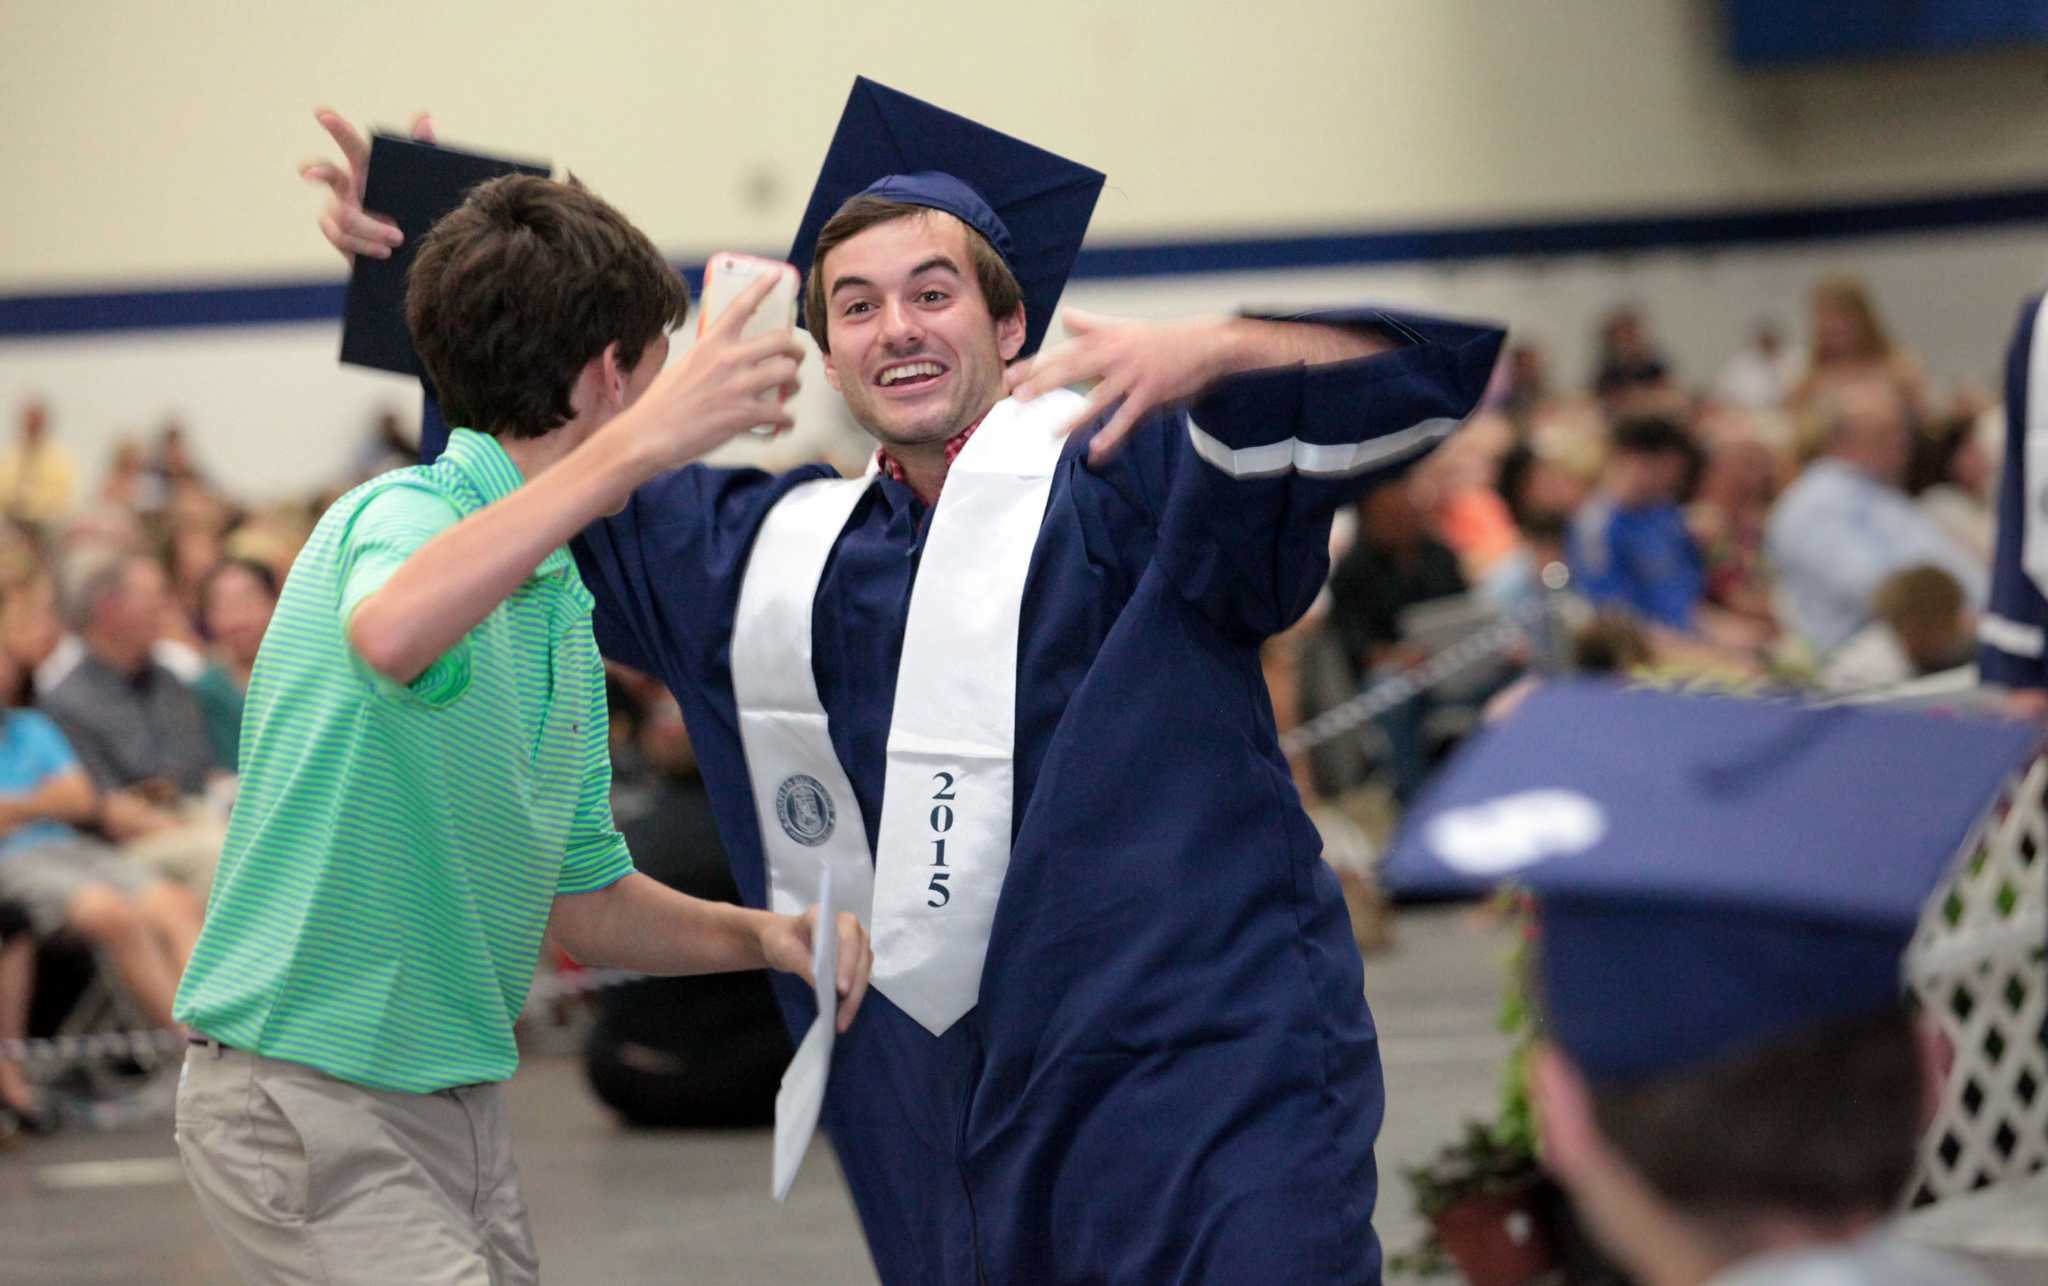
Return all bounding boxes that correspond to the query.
[585,688,791,1128]
[1592,305,1674,414]
[0,898,41,1132]
[1711,319,1801,413]
[1822,564,1973,693]
[1791,276,1931,423]
[40,553,226,891]
[348,405,417,483]
[1908,414,1997,566]
[1415,412,1520,582]
[1327,481,1469,805]
[1688,427,1782,635]
[1567,417,1704,634]
[0,401,77,529]
[0,643,202,1035]
[1766,376,1983,657]
[188,559,279,771]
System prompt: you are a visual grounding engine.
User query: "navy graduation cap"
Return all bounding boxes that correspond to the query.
[340,134,550,378]
[1381,681,2037,1085]
[788,77,1106,358]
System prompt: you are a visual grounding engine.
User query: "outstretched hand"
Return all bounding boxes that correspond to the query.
[1006,308,1235,464]
[301,106,437,261]
[759,906,873,1033]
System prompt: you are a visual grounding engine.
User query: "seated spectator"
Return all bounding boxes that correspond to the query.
[1766,377,1985,655]
[1821,565,1972,693]
[1790,275,1931,423]
[0,648,203,1037]
[1710,319,1801,412]
[1567,417,1704,632]
[583,691,790,1128]
[183,558,279,771]
[1688,428,1782,632]
[1414,414,1520,581]
[1592,305,1674,414]
[40,553,226,890]
[1327,482,1469,803]
[0,400,78,529]
[0,896,46,1133]
[1482,441,1587,663]
[1909,414,1997,566]
[1496,342,1553,421]
[1329,481,1469,681]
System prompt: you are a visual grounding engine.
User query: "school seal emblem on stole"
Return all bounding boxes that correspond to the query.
[775,774,836,846]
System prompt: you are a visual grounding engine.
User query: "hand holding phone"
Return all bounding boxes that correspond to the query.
[698,253,801,436]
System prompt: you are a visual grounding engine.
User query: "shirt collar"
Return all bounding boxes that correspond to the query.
[873,416,985,496]
[440,428,527,509]
[440,427,575,581]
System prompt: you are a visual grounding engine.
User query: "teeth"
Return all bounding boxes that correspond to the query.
[880,362,942,386]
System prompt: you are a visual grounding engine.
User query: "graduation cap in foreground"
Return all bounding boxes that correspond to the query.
[340,134,549,377]
[1381,681,2036,1086]
[787,77,1105,358]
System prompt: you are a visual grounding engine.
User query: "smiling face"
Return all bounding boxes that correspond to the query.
[817,211,1025,451]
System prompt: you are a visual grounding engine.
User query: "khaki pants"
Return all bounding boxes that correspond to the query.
[175,1040,539,1286]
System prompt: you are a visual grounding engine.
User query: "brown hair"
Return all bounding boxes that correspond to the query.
[1811,276,1896,365]
[802,196,1023,355]
[405,175,688,439]
[1590,1006,1923,1229]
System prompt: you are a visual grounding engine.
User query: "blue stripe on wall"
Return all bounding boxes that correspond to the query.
[8,185,2048,339]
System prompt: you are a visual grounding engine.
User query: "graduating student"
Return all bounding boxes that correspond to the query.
[1980,290,2048,710]
[320,80,1502,1283]
[1384,682,2028,1286]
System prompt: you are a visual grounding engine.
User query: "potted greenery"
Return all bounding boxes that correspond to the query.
[1390,898,1556,1283]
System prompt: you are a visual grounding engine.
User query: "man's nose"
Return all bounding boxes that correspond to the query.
[880,299,923,349]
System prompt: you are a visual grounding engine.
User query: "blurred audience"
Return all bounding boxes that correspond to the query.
[1766,377,1985,656]
[1822,565,1973,693]
[585,682,790,1128]
[1688,426,1782,632]
[1567,417,1703,633]
[0,401,78,527]
[1592,305,1674,414]
[40,553,227,891]
[1908,413,1998,565]
[186,559,279,770]
[0,644,202,1034]
[1712,320,1802,413]
[1790,276,1931,422]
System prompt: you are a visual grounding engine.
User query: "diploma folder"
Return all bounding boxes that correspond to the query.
[339,134,550,377]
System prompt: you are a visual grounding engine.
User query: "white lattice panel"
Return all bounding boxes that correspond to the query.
[1904,755,2048,1206]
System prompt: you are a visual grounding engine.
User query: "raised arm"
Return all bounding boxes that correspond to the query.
[347,277,800,686]
[1014,306,1505,640]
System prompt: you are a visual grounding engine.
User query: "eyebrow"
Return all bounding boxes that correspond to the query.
[828,255,964,300]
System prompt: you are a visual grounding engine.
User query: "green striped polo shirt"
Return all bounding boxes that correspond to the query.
[174,429,633,1093]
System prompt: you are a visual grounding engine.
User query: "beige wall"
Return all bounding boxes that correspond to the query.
[8,1,2048,290]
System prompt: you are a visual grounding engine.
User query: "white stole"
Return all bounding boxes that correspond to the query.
[729,390,1080,1035]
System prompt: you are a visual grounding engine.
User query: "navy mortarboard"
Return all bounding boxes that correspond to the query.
[787,77,1105,358]
[340,134,548,379]
[1382,680,2036,1084]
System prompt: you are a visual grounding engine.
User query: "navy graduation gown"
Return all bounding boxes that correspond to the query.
[567,309,1504,1285]
[1981,291,2048,688]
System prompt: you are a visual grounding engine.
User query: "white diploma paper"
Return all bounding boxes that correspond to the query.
[772,864,836,1202]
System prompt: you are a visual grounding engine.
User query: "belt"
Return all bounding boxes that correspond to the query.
[186,1033,235,1052]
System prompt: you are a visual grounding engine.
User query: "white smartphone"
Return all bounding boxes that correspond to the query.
[698,252,801,436]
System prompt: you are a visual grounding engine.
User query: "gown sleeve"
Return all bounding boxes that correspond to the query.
[1142,307,1504,641]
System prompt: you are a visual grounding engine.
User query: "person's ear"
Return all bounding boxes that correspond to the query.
[821,346,845,395]
[996,307,1027,364]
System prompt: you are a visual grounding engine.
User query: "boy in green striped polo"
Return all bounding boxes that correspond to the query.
[172,170,869,1286]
